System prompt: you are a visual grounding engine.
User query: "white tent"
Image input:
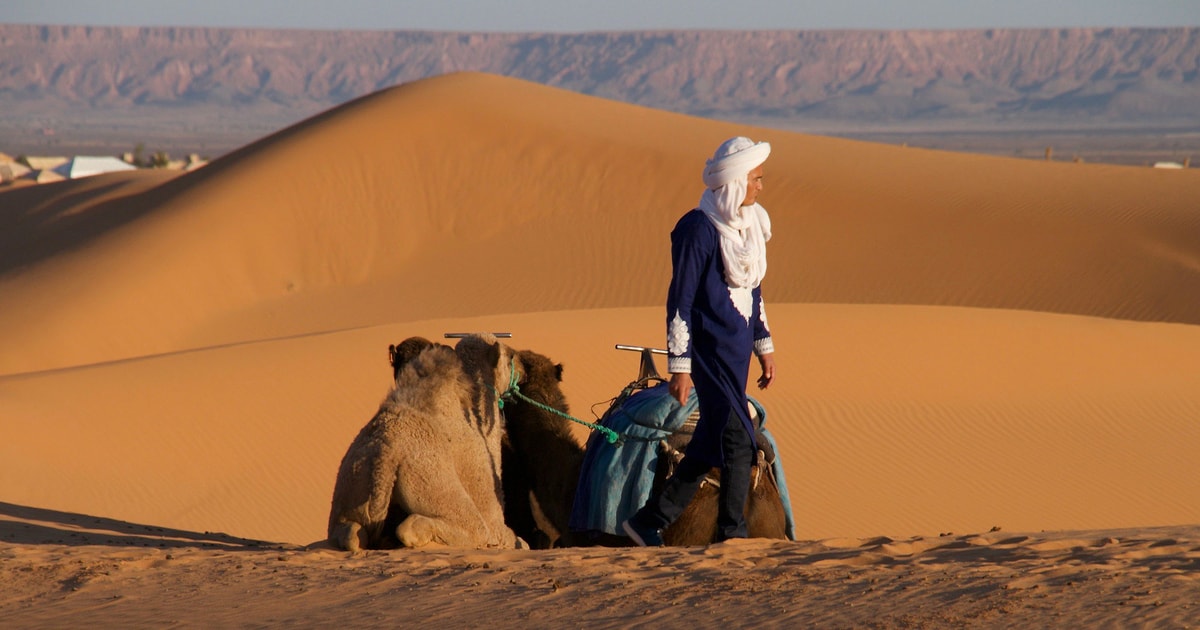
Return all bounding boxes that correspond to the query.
[53,156,137,179]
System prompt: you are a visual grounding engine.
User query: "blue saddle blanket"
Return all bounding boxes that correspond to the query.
[568,382,796,540]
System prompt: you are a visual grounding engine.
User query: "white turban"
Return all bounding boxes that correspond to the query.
[702,137,771,189]
[697,136,772,290]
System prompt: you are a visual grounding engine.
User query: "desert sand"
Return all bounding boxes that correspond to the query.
[2,72,1199,627]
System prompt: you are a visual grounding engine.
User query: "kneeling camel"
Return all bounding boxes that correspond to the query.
[327,333,524,551]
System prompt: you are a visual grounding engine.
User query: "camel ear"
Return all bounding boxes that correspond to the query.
[486,340,502,369]
[555,363,564,382]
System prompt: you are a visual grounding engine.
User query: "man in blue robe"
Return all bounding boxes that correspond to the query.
[623,136,777,546]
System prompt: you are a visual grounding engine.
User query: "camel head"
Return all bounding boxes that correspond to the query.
[453,333,526,406]
[517,349,564,384]
[388,336,434,381]
[514,349,568,411]
[388,336,460,382]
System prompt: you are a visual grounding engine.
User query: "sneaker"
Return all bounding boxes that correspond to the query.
[622,518,664,547]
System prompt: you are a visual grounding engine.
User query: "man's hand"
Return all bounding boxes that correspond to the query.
[669,372,693,406]
[757,353,776,389]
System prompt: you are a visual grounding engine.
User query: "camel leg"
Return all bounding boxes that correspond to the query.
[396,514,469,547]
[392,455,504,548]
[330,520,369,553]
[327,438,397,552]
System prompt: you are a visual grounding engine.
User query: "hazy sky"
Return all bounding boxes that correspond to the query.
[4,0,1198,31]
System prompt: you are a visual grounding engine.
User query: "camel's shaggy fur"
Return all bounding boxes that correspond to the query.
[500,349,584,548]
[327,333,524,551]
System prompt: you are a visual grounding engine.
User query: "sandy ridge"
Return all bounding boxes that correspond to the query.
[3,505,1197,628]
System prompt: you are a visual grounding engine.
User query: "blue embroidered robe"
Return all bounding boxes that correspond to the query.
[666,209,774,467]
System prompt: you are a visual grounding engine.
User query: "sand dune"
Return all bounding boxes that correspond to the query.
[3,73,1199,376]
[3,304,1199,547]
[2,72,1199,625]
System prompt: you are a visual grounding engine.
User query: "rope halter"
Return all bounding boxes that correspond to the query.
[494,356,622,445]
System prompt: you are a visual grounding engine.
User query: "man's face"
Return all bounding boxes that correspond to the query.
[742,165,764,206]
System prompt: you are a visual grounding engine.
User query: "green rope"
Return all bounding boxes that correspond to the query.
[492,355,523,410]
[507,387,623,445]
[494,356,622,445]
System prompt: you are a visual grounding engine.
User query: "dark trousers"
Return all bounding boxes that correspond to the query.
[633,409,755,541]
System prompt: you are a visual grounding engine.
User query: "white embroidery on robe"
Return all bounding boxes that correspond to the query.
[758,296,769,331]
[668,310,690,355]
[729,286,753,323]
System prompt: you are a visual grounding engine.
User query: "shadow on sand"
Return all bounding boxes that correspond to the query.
[0,501,291,550]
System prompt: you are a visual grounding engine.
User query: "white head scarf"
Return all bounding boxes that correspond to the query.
[698,136,772,289]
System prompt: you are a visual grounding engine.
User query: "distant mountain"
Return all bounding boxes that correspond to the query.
[1,24,1197,150]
